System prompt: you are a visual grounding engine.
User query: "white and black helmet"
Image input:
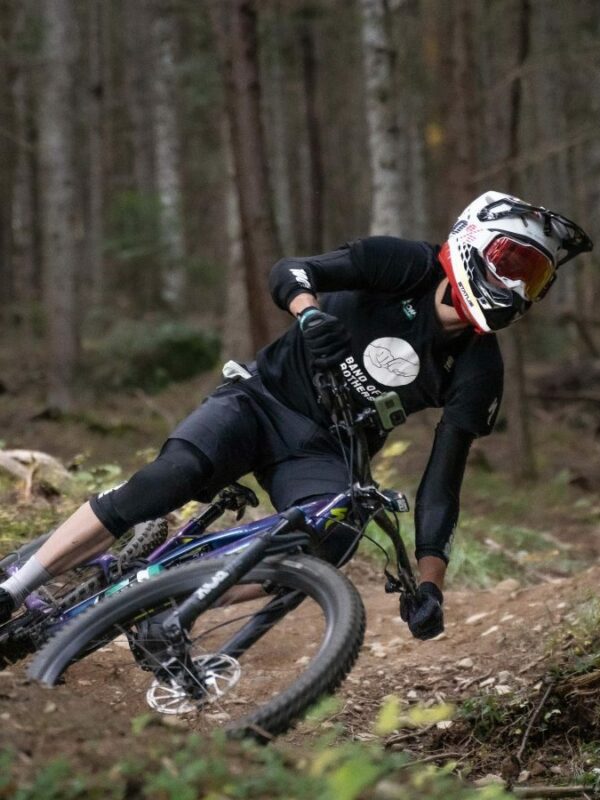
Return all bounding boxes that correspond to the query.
[439,191,593,333]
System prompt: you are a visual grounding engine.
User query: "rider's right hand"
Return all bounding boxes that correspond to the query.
[400,582,444,640]
[298,308,352,369]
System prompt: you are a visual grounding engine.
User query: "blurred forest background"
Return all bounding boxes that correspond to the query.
[0,0,599,479]
[2,7,600,789]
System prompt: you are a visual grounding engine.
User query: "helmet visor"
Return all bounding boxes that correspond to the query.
[483,236,555,301]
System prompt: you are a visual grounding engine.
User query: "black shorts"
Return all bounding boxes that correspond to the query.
[169,368,350,511]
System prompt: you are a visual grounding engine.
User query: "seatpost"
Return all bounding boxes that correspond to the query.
[161,507,308,642]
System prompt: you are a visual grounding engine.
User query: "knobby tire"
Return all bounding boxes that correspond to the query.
[29,554,366,739]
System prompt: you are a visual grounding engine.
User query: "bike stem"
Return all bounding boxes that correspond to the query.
[161,507,309,643]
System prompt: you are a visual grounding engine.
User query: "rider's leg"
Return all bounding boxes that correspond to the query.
[0,378,272,623]
[0,439,214,619]
[33,503,116,575]
[0,503,115,613]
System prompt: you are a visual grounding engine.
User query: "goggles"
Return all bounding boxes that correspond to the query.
[483,236,555,302]
[478,198,593,266]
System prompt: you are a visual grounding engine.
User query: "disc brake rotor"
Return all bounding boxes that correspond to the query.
[146,653,241,715]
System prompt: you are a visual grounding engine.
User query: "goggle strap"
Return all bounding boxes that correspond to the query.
[478,199,593,264]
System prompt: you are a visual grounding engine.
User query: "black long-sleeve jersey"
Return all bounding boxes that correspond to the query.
[257,236,504,564]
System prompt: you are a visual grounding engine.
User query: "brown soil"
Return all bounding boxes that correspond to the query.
[1,561,599,779]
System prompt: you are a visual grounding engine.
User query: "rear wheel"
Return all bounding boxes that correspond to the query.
[0,519,168,669]
[29,554,365,739]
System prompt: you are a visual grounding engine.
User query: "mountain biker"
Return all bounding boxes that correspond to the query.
[0,191,592,640]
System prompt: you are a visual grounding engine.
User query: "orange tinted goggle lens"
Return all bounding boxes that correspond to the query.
[484,237,555,300]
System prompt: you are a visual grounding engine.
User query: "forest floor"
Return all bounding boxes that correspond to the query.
[1,363,600,796]
[2,562,600,792]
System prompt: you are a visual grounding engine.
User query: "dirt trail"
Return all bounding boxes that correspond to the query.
[1,562,598,771]
[286,561,593,744]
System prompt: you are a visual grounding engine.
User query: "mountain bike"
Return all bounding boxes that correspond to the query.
[0,471,344,669]
[28,371,419,740]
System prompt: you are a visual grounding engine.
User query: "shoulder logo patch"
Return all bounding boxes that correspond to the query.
[363,338,420,387]
[290,268,311,289]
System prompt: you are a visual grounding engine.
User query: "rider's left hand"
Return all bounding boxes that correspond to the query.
[298,308,352,369]
[400,582,444,640]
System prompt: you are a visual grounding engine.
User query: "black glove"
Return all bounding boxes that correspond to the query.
[400,582,444,641]
[298,308,352,369]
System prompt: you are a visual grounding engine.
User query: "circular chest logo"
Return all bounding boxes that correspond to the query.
[363,337,420,387]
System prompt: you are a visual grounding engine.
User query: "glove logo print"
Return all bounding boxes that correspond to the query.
[363,338,420,387]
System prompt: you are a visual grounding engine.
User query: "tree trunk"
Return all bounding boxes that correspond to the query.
[262,11,295,254]
[359,0,405,236]
[445,0,480,214]
[578,1,600,331]
[299,13,325,253]
[0,5,16,314]
[151,1,187,310]
[210,0,284,351]
[502,0,537,481]
[85,0,105,309]
[530,1,572,317]
[123,0,155,196]
[38,0,80,411]
[122,0,160,311]
[407,87,427,238]
[9,2,39,328]
[222,118,253,362]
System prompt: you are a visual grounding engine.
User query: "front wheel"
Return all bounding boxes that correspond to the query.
[29,554,366,739]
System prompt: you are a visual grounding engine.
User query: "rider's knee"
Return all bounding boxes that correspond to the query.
[90,439,213,538]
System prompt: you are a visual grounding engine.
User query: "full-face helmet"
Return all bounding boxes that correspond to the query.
[438,191,593,333]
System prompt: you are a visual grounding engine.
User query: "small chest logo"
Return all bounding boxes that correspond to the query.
[363,337,420,387]
[402,300,417,320]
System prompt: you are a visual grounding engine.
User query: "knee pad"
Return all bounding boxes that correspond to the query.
[90,439,213,537]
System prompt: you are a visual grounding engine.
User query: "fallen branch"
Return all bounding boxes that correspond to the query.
[397,751,464,768]
[517,654,548,675]
[527,392,600,405]
[513,786,595,798]
[386,724,435,748]
[516,681,555,764]
[4,449,69,475]
[457,668,494,692]
[0,452,29,481]
[0,449,71,499]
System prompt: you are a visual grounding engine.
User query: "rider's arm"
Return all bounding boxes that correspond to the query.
[414,421,474,565]
[416,339,504,566]
[269,238,441,312]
